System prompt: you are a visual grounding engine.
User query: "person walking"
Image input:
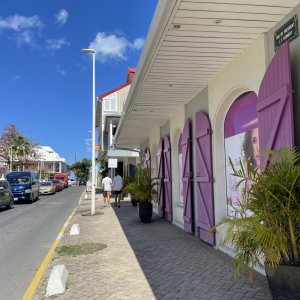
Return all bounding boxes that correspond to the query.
[113,172,123,208]
[102,173,112,207]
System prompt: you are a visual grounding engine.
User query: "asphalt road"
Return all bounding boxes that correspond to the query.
[0,186,85,300]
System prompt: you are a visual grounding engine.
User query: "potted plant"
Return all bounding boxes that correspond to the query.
[211,148,300,299]
[123,166,157,223]
[123,175,138,206]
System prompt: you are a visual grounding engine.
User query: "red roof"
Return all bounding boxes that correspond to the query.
[98,68,136,100]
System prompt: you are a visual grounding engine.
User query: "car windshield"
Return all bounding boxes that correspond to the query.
[7,176,30,185]
[0,182,8,189]
[41,182,52,186]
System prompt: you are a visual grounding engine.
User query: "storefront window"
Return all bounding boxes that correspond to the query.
[224,92,260,217]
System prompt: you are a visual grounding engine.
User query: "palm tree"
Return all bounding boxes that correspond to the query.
[12,136,32,171]
[209,147,300,283]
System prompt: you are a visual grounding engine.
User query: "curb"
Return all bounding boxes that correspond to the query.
[22,191,85,300]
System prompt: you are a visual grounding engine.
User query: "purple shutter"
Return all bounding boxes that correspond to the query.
[181,119,193,233]
[145,148,151,169]
[163,135,172,222]
[257,41,294,171]
[156,139,164,217]
[195,112,215,245]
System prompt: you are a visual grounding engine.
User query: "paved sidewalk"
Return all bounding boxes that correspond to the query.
[33,193,272,300]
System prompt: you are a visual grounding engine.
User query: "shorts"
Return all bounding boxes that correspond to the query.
[115,190,122,195]
[103,191,111,197]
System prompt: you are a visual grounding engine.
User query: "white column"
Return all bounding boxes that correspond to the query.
[109,120,113,148]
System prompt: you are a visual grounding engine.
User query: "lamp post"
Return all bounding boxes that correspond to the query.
[81,48,96,215]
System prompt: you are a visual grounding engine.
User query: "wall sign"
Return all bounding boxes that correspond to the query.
[274,15,298,51]
[108,158,117,168]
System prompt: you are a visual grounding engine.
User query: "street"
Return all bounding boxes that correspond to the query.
[0,186,84,300]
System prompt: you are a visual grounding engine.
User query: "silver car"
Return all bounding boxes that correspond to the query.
[39,181,56,195]
[0,180,14,209]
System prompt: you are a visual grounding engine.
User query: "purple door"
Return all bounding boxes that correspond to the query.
[145,148,151,169]
[163,135,172,222]
[181,119,193,233]
[257,42,294,171]
[156,139,164,217]
[195,112,215,245]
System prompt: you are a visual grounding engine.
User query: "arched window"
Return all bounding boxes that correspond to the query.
[224,92,259,217]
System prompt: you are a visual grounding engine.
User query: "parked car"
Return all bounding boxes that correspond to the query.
[79,179,86,186]
[50,179,63,192]
[68,178,77,186]
[57,179,65,190]
[0,180,14,209]
[6,171,39,203]
[53,173,68,188]
[39,181,56,195]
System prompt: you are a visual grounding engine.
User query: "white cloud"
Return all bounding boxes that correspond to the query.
[56,65,67,76]
[88,32,144,63]
[132,38,144,50]
[0,14,44,47]
[16,30,34,47]
[0,14,44,31]
[46,38,69,50]
[55,9,68,26]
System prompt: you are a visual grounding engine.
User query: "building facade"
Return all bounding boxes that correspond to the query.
[0,145,68,177]
[114,0,300,273]
[96,68,139,177]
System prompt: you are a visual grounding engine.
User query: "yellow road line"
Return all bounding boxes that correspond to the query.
[22,191,85,300]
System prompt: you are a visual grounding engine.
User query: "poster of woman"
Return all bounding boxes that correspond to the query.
[225,127,260,217]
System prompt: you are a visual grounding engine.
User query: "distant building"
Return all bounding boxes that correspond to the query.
[32,146,68,177]
[96,68,139,177]
[0,145,68,177]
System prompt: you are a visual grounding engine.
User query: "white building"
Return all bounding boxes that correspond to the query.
[96,68,139,177]
[114,0,300,271]
[33,146,68,176]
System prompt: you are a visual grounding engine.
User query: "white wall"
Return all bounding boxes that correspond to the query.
[208,34,267,254]
[149,127,160,215]
[170,104,185,228]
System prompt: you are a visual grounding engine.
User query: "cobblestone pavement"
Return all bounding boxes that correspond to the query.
[33,193,272,300]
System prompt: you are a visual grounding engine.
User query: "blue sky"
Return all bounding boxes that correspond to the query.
[0,0,157,165]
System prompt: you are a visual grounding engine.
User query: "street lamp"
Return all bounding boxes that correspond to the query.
[81,48,96,215]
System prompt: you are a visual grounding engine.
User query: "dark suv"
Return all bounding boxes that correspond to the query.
[79,179,86,186]
[0,180,14,209]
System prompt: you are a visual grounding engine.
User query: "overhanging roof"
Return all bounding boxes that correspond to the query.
[115,0,300,148]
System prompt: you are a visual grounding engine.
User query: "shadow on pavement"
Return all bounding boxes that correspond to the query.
[112,200,272,300]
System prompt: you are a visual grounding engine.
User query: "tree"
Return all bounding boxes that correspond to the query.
[0,124,36,171]
[0,124,20,170]
[12,136,32,170]
[70,158,91,181]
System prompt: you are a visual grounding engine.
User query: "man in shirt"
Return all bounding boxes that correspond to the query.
[113,172,123,208]
[102,173,113,207]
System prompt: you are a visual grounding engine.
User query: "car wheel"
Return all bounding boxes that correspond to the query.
[36,192,39,200]
[30,193,34,203]
[6,197,14,209]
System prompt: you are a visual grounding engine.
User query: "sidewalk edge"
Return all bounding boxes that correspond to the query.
[22,190,85,300]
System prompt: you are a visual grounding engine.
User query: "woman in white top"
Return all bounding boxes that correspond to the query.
[102,174,112,207]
